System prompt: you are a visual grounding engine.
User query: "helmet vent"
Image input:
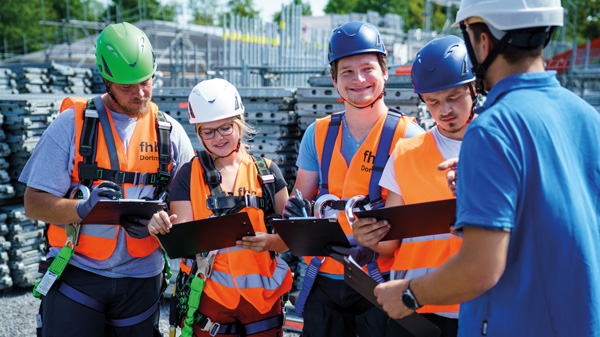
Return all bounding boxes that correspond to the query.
[101,55,113,78]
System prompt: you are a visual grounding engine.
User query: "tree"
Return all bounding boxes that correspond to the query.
[273,0,312,22]
[190,0,221,25]
[226,0,259,19]
[106,0,178,22]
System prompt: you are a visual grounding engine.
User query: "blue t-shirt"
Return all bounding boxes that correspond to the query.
[19,105,195,278]
[456,71,600,336]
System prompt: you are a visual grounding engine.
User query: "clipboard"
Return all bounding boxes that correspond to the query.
[81,199,165,225]
[269,218,351,257]
[343,257,441,337]
[354,199,456,241]
[157,212,255,258]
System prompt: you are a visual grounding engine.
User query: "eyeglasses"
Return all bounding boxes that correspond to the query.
[198,123,235,140]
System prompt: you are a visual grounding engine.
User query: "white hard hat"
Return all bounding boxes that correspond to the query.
[453,0,564,31]
[187,78,244,124]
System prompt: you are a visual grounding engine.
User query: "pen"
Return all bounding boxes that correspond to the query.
[295,189,308,217]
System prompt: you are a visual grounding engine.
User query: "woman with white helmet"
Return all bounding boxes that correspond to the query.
[148,78,293,337]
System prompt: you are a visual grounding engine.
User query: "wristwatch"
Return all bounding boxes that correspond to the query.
[402,285,421,311]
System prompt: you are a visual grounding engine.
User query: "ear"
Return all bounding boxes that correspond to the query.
[477,31,494,63]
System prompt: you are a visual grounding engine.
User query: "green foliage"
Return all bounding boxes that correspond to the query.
[227,0,259,19]
[106,0,178,22]
[190,0,220,25]
[273,0,312,22]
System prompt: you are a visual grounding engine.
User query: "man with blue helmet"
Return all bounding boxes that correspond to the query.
[283,21,424,337]
[371,0,600,336]
[353,35,477,337]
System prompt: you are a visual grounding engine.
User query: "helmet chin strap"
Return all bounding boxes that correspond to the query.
[103,79,122,108]
[337,86,385,110]
[460,22,511,96]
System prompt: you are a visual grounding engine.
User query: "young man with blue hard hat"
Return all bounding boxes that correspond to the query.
[283,21,424,337]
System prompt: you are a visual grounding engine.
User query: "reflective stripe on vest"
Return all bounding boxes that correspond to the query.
[391,131,462,315]
[187,153,293,314]
[304,111,416,275]
[47,99,168,260]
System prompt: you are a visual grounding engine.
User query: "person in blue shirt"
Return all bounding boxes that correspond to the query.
[362,0,600,336]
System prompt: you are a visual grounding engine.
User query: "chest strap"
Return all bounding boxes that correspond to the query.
[77,96,172,197]
[318,109,403,209]
[197,149,276,217]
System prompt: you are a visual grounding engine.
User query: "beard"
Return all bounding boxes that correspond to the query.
[120,98,151,117]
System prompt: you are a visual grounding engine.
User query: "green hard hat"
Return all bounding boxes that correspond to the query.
[95,22,156,84]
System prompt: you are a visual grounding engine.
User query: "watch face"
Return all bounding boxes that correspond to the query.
[402,292,417,310]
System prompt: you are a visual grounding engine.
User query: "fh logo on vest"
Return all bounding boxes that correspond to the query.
[361,150,375,173]
[139,141,159,160]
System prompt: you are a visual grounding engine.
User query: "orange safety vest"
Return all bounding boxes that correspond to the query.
[305,112,416,275]
[181,154,292,314]
[47,99,168,260]
[392,131,461,315]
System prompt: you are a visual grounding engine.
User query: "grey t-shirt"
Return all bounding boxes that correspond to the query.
[19,104,195,278]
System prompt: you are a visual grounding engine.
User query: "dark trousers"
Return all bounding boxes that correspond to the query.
[301,276,409,337]
[384,313,458,337]
[39,265,162,337]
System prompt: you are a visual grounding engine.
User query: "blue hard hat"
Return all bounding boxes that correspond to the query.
[411,35,475,94]
[328,21,387,64]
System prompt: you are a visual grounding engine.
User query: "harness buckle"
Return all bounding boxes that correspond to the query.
[158,120,172,131]
[156,171,171,185]
[199,316,220,337]
[113,171,126,184]
[245,192,259,209]
[258,173,275,184]
[132,171,142,186]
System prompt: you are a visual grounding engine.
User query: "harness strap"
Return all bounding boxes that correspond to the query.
[319,112,344,196]
[58,282,105,312]
[92,96,120,171]
[294,256,323,318]
[194,313,284,336]
[57,282,161,327]
[77,96,172,193]
[368,110,402,207]
[197,150,226,200]
[77,167,163,186]
[154,111,172,198]
[196,149,277,217]
[78,100,100,187]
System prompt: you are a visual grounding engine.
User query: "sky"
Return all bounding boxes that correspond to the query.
[253,0,327,22]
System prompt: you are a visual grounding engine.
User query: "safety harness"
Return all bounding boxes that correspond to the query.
[172,149,284,337]
[33,95,173,329]
[295,109,402,317]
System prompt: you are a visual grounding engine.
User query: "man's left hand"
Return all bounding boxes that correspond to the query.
[374,279,414,319]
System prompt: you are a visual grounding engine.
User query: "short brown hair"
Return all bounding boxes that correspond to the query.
[330,53,388,82]
[468,23,544,65]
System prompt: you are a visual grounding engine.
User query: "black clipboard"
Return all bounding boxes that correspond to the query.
[81,199,165,225]
[157,212,255,258]
[354,199,456,241]
[343,257,441,337]
[269,218,351,257]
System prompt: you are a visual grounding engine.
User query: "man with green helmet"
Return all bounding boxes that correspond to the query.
[20,22,194,336]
